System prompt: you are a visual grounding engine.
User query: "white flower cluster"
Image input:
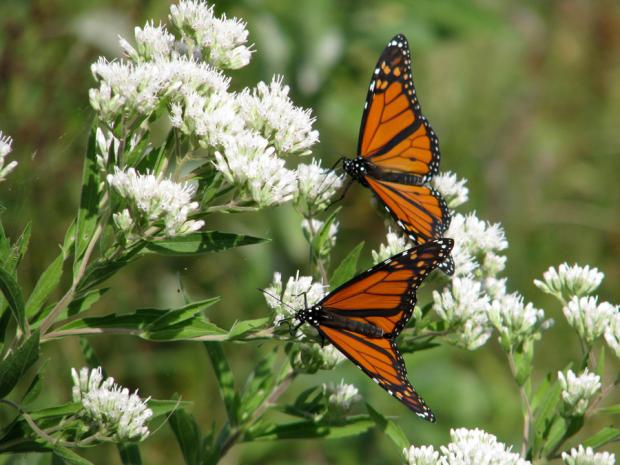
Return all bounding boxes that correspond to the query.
[432,171,469,208]
[213,133,297,207]
[433,277,493,350]
[446,212,508,278]
[371,228,411,264]
[534,263,604,300]
[169,1,252,69]
[534,263,618,355]
[264,271,325,321]
[295,158,343,214]
[488,292,553,350]
[90,2,320,209]
[325,379,361,412]
[237,76,319,157]
[563,296,618,347]
[107,167,204,237]
[0,130,17,183]
[562,445,615,465]
[404,428,531,465]
[558,369,601,416]
[71,367,153,441]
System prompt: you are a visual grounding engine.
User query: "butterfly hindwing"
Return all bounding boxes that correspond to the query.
[317,325,435,421]
[357,34,440,180]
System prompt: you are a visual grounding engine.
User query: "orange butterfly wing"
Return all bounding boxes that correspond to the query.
[313,239,454,420]
[318,326,435,421]
[358,34,439,180]
[365,178,450,242]
[320,239,452,336]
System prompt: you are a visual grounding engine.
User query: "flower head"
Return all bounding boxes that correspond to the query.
[107,167,204,237]
[214,132,297,207]
[432,277,493,350]
[488,292,553,349]
[441,428,531,465]
[445,212,507,277]
[371,228,411,264]
[563,296,618,346]
[325,380,361,412]
[432,171,469,208]
[71,367,152,441]
[0,130,17,182]
[403,445,441,465]
[561,445,615,465]
[169,1,252,69]
[237,76,319,156]
[264,271,325,322]
[558,369,601,416]
[604,311,620,358]
[120,21,175,62]
[294,159,343,214]
[534,263,604,300]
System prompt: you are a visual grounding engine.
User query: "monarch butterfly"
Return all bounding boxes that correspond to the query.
[340,34,454,274]
[293,238,454,421]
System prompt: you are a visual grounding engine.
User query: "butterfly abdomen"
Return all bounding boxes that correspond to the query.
[318,311,385,338]
[368,168,426,186]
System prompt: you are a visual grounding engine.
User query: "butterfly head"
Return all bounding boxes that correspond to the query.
[343,156,368,183]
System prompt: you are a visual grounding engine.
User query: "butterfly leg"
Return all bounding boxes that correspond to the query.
[324,177,354,212]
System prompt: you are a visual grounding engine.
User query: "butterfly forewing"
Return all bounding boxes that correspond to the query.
[357,34,440,179]
[320,240,451,337]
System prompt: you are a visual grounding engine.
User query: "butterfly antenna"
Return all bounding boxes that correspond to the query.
[257,288,297,313]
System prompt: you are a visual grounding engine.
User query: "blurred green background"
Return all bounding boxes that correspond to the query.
[1,0,619,463]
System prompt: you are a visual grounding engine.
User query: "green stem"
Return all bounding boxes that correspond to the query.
[217,370,296,462]
[39,203,108,336]
[507,352,533,457]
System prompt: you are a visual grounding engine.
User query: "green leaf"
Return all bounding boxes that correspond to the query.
[22,360,47,405]
[239,352,277,422]
[77,244,144,293]
[600,404,620,414]
[29,402,82,421]
[330,242,364,290]
[245,415,373,441]
[73,127,102,278]
[169,409,203,465]
[532,372,563,455]
[366,403,409,451]
[541,416,583,458]
[52,446,94,465]
[53,306,227,342]
[148,399,191,418]
[25,248,66,317]
[143,231,268,256]
[0,266,26,331]
[68,288,108,316]
[0,330,39,398]
[583,426,620,448]
[227,317,270,340]
[513,341,534,386]
[147,297,220,331]
[204,342,238,426]
[310,208,340,257]
[118,444,142,465]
